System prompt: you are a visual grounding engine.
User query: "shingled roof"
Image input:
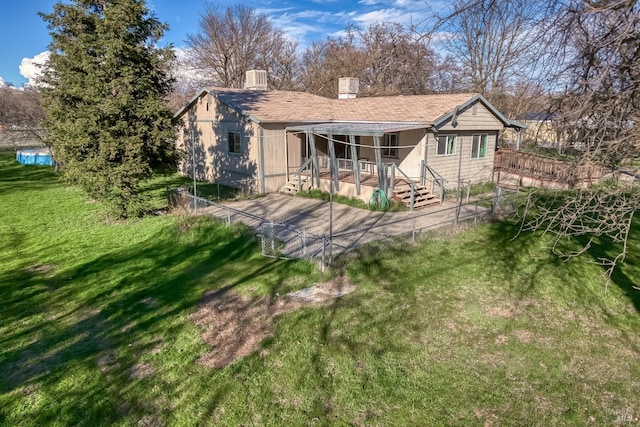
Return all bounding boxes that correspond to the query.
[175,88,525,129]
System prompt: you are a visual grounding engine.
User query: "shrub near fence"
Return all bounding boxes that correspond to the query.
[168,186,519,270]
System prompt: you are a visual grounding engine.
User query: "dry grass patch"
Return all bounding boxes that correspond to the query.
[514,330,534,343]
[129,363,155,379]
[24,264,57,274]
[486,305,519,318]
[191,277,355,369]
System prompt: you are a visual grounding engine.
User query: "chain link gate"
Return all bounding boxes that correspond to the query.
[260,221,307,260]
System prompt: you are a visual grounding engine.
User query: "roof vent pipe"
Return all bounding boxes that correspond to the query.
[338,77,359,99]
[245,70,268,90]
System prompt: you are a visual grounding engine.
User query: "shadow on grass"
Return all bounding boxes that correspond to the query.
[578,215,640,313]
[0,156,58,196]
[280,239,418,422]
[0,215,305,425]
[485,211,640,318]
[520,188,640,313]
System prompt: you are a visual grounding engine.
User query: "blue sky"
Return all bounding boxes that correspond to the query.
[0,0,448,87]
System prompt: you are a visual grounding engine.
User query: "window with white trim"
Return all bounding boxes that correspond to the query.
[471,134,488,159]
[437,135,456,156]
[382,133,398,157]
[228,131,242,154]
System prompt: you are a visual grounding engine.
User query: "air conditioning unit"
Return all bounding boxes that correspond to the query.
[338,77,359,99]
[245,70,267,90]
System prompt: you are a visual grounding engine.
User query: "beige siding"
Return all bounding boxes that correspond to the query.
[175,95,508,195]
[438,103,504,132]
[395,129,427,180]
[423,102,504,186]
[177,94,260,191]
[287,131,303,170]
[260,124,289,192]
[425,131,498,185]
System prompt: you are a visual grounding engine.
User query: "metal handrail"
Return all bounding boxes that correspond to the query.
[294,157,314,191]
[391,164,417,211]
[421,160,446,202]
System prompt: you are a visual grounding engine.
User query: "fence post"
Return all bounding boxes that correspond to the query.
[321,234,326,273]
[227,207,231,225]
[217,183,220,200]
[474,201,478,225]
[466,181,471,203]
[493,186,502,213]
[412,217,416,243]
[302,229,306,258]
[270,220,275,253]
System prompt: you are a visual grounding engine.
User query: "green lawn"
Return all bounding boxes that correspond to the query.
[1,151,639,426]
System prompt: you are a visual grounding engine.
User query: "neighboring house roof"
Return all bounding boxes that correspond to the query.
[516,112,560,121]
[175,88,526,130]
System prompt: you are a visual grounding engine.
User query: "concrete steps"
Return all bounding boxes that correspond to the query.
[280,176,309,195]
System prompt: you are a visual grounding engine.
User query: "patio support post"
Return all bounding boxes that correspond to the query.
[259,126,266,194]
[285,132,290,183]
[327,133,339,191]
[308,132,320,188]
[349,134,361,195]
[373,135,384,191]
[390,164,395,198]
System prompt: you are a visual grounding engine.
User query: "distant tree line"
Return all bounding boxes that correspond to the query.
[175,2,554,115]
[0,87,44,129]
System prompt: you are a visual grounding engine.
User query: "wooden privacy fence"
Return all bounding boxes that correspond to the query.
[493,150,603,187]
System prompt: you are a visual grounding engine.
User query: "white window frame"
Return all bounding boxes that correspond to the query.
[382,133,399,158]
[471,134,488,159]
[437,135,456,156]
[228,131,242,155]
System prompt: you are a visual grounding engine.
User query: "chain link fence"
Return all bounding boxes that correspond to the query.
[168,186,519,270]
[260,221,309,260]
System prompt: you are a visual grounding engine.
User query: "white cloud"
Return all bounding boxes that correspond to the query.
[0,76,5,87]
[19,51,50,87]
[171,47,207,89]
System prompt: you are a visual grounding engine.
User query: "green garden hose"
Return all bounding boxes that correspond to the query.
[368,188,389,209]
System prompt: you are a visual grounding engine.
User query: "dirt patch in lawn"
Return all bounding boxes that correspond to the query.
[487,305,519,319]
[25,263,56,275]
[191,277,355,369]
[130,363,155,379]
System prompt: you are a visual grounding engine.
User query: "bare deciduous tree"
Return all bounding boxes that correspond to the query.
[358,22,439,95]
[185,5,299,90]
[434,0,556,111]
[0,87,45,148]
[300,30,368,98]
[519,0,640,286]
[301,23,440,97]
[0,87,44,128]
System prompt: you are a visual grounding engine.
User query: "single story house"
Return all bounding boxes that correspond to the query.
[513,112,565,151]
[174,70,526,209]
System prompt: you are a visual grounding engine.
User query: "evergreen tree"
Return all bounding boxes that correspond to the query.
[40,0,180,218]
